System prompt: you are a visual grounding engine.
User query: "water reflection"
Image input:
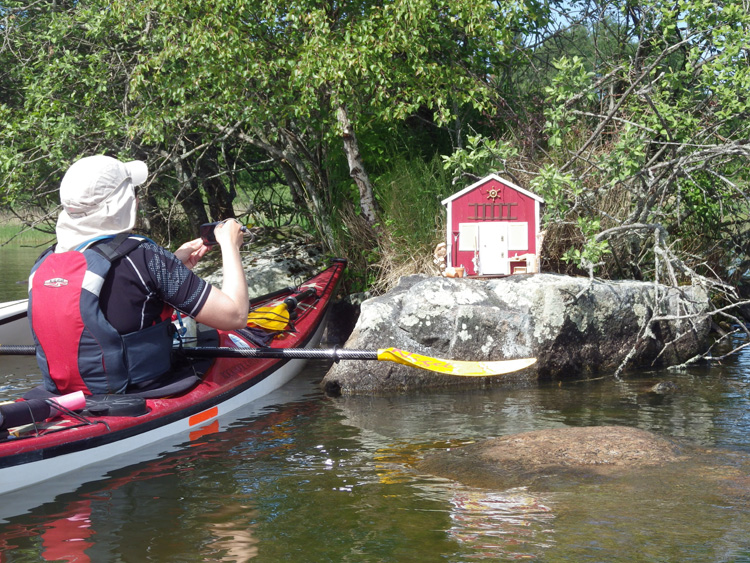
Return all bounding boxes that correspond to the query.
[0,368,327,561]
[329,359,750,561]
[2,353,750,560]
[446,487,555,559]
[203,503,260,562]
[0,500,94,561]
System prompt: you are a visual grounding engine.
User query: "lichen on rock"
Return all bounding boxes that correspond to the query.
[322,273,711,395]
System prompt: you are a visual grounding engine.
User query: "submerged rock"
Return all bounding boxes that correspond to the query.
[650,381,679,394]
[417,425,698,490]
[322,274,711,395]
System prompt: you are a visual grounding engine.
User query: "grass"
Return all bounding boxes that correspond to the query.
[365,154,453,293]
[0,216,55,247]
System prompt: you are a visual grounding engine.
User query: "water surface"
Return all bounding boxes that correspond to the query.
[1,354,750,561]
[0,244,39,301]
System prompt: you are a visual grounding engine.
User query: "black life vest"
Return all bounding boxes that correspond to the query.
[28,234,174,395]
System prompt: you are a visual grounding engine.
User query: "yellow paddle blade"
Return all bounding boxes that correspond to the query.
[247,303,289,331]
[376,347,537,377]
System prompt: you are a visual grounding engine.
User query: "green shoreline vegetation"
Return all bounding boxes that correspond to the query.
[2,0,750,305]
[0,217,53,247]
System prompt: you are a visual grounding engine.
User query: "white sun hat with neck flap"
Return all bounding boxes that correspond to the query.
[55,155,148,252]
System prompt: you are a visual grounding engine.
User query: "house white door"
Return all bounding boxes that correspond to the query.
[478,222,509,275]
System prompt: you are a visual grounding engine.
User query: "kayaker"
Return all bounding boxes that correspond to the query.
[28,155,249,395]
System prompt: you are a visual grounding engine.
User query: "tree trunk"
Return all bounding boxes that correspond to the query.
[137,191,169,240]
[200,146,236,221]
[172,155,209,238]
[336,105,378,226]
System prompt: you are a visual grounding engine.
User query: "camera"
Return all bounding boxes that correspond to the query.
[199,222,219,246]
[200,221,250,246]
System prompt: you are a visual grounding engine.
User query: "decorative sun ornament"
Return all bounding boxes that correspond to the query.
[486,188,500,201]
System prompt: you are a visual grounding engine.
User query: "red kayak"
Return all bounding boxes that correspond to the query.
[0,259,346,495]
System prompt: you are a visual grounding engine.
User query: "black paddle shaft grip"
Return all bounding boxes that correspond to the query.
[0,345,35,356]
[283,288,318,312]
[185,347,378,361]
[0,399,52,430]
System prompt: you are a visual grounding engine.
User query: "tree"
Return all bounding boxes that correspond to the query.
[2,0,553,251]
[443,0,750,366]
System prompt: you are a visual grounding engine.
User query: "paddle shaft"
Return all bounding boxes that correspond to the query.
[184,346,377,361]
[0,344,377,361]
[186,347,536,377]
[0,345,35,356]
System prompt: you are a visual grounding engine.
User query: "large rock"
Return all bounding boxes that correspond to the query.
[322,273,711,395]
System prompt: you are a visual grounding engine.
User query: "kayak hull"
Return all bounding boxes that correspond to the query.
[0,351,317,495]
[0,259,345,495]
[0,300,32,346]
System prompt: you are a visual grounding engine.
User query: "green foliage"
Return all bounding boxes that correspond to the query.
[440,135,519,183]
[1,0,549,257]
[530,0,750,280]
[530,165,582,222]
[597,126,648,186]
[543,56,596,149]
[561,217,611,268]
[365,154,455,293]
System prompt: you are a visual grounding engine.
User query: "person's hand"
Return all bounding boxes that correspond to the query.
[214,219,245,249]
[174,238,210,270]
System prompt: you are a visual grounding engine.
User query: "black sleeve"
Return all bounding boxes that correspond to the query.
[140,243,212,317]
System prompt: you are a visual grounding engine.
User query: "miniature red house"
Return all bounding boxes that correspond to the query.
[441,174,544,276]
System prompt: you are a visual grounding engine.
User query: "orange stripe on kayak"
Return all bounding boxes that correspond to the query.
[189,406,218,427]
